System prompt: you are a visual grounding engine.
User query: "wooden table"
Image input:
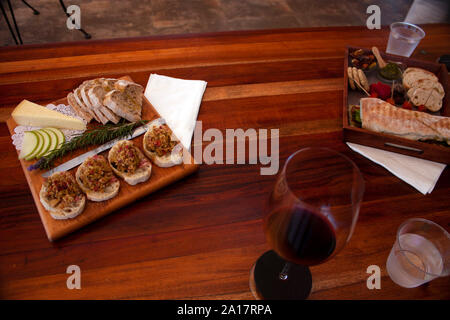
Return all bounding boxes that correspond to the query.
[0,25,449,300]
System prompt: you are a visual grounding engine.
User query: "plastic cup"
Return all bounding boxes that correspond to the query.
[386,22,425,57]
[386,218,450,288]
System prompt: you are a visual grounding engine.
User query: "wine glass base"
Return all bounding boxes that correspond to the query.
[249,250,312,300]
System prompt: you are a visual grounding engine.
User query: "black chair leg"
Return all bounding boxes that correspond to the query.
[7,0,23,44]
[59,0,91,39]
[21,0,40,15]
[0,0,18,44]
[2,0,24,44]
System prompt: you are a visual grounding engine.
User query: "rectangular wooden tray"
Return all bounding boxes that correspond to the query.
[6,76,199,241]
[343,46,450,164]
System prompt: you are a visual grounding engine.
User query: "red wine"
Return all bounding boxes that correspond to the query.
[264,206,336,265]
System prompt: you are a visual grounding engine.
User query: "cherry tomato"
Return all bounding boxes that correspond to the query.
[417,105,427,112]
[370,92,378,98]
[402,101,412,110]
[386,98,395,105]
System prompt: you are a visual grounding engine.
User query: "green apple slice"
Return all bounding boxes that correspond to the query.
[25,130,44,161]
[42,128,58,156]
[19,131,39,160]
[46,128,65,149]
[35,129,51,159]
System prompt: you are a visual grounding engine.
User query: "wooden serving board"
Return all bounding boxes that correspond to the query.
[342,46,450,164]
[6,76,199,241]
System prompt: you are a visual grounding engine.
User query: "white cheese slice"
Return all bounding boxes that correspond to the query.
[11,100,86,131]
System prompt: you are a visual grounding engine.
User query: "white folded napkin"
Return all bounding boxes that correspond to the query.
[347,142,446,195]
[144,74,207,150]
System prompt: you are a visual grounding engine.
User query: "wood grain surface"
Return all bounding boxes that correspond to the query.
[0,25,449,300]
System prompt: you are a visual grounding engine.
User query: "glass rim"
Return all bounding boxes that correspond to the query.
[283,147,363,176]
[281,147,365,201]
[397,218,450,277]
[390,22,426,40]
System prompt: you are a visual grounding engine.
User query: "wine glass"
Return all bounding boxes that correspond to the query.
[250,147,365,299]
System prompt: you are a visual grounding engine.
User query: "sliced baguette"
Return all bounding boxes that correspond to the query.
[99,104,121,124]
[80,80,113,124]
[67,92,93,123]
[88,83,121,124]
[408,78,444,98]
[407,87,443,112]
[103,80,143,122]
[40,172,86,220]
[403,67,438,78]
[92,107,110,124]
[403,67,439,90]
[108,140,152,185]
[74,87,100,122]
[80,80,98,109]
[100,78,118,91]
[115,80,144,107]
[143,118,183,168]
[83,79,121,124]
[76,155,120,202]
[87,79,114,109]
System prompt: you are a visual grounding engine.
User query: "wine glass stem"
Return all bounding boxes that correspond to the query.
[279,262,291,280]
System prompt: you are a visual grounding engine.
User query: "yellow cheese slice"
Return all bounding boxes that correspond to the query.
[11,100,86,131]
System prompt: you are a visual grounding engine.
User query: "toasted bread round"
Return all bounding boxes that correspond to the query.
[108,140,152,185]
[76,155,120,202]
[143,118,183,168]
[347,67,356,90]
[352,67,361,90]
[357,69,370,92]
[40,172,86,220]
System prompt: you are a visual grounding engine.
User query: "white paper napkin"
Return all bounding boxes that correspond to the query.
[347,142,446,195]
[144,74,207,150]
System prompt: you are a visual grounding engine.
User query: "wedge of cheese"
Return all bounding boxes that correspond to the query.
[12,100,86,131]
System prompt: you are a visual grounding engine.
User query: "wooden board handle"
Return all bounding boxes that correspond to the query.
[384,142,423,154]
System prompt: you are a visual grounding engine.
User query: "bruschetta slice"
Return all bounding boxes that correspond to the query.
[76,155,120,201]
[39,171,86,220]
[142,118,183,168]
[108,140,152,185]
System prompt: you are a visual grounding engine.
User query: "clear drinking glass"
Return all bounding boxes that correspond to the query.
[249,147,365,299]
[386,22,425,57]
[386,218,450,288]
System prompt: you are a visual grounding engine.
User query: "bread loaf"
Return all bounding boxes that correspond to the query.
[68,78,144,124]
[103,80,143,122]
[360,98,449,142]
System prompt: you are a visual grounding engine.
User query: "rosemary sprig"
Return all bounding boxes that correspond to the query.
[29,120,148,171]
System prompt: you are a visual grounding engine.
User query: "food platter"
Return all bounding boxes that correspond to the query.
[343,46,450,164]
[6,76,199,241]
